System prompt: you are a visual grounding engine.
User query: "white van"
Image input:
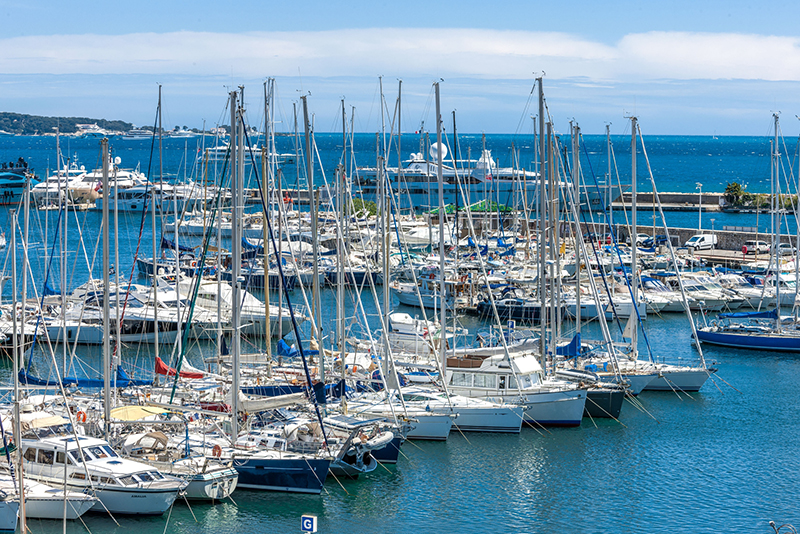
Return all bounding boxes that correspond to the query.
[684,234,717,250]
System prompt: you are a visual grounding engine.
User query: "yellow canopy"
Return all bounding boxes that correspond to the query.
[110,405,168,422]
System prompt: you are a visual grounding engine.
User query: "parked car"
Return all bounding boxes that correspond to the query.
[772,242,796,256]
[742,240,770,254]
[626,233,650,246]
[684,234,717,250]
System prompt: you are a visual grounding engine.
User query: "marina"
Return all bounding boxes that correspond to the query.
[0,86,797,534]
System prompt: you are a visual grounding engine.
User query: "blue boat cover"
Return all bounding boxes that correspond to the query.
[556,333,581,358]
[719,309,778,320]
[19,365,152,388]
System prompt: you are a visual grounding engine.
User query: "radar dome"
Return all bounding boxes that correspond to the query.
[429,142,448,160]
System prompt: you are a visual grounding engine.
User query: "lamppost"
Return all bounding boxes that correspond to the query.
[696,182,703,231]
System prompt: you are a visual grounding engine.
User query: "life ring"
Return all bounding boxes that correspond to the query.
[460,274,468,283]
[212,444,222,458]
[191,260,197,267]
[429,273,435,279]
[76,411,87,423]
[742,245,747,254]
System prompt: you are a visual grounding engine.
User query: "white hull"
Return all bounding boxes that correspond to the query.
[446,406,523,433]
[599,372,657,395]
[21,494,96,520]
[357,410,452,440]
[182,468,238,501]
[86,485,181,515]
[449,387,587,427]
[644,365,713,392]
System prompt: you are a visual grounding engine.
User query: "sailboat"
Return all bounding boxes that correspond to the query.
[694,114,800,352]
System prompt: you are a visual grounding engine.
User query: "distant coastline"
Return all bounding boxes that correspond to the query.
[0,112,223,137]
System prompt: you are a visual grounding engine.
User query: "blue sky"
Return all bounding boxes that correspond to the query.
[2,0,800,135]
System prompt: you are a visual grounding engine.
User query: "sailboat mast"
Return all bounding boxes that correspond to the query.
[537,77,546,363]
[435,83,446,372]
[573,123,581,335]
[152,87,161,358]
[398,80,403,205]
[102,138,111,441]
[773,113,781,332]
[302,96,322,378]
[263,78,278,344]
[230,90,241,442]
[607,124,612,233]
[630,116,639,358]
[10,209,25,533]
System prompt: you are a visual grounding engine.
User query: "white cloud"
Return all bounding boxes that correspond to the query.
[616,32,800,81]
[2,29,799,82]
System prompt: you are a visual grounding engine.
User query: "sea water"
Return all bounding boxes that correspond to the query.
[0,134,797,533]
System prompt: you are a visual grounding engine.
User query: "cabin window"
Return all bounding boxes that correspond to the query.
[137,472,154,482]
[68,450,88,464]
[56,452,72,464]
[101,446,118,458]
[100,477,115,485]
[401,394,429,402]
[508,375,518,389]
[118,475,136,486]
[498,376,506,389]
[90,476,99,483]
[23,448,37,462]
[473,374,495,388]
[71,472,86,480]
[37,449,55,465]
[88,446,108,459]
[450,372,472,387]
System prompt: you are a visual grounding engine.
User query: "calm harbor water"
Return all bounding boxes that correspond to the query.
[0,133,797,533]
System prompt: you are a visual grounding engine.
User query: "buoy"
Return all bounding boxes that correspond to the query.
[212,444,222,458]
[742,245,748,254]
[76,411,87,423]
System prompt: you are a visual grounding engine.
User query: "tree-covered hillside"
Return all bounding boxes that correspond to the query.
[0,113,133,135]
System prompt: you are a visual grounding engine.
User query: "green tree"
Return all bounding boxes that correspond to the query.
[724,182,743,205]
[351,198,377,217]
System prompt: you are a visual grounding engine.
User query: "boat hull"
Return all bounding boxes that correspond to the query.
[643,366,713,392]
[0,501,17,532]
[584,388,625,419]
[696,328,800,352]
[231,457,330,494]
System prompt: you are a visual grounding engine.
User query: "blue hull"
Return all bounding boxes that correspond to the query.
[370,436,404,464]
[696,329,800,352]
[232,457,330,494]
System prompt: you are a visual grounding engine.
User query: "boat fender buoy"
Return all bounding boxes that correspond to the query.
[742,245,747,254]
[76,411,87,423]
[212,444,222,458]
